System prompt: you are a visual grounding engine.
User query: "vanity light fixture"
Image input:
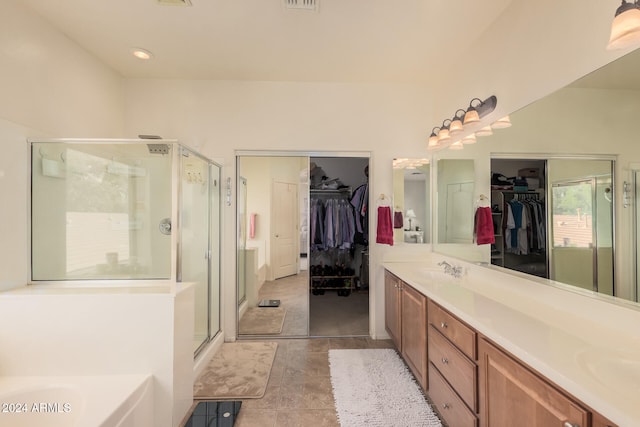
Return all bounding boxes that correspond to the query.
[392,158,409,168]
[461,133,477,144]
[426,95,498,150]
[438,120,452,143]
[491,115,512,129]
[475,125,494,137]
[427,127,441,150]
[131,48,154,60]
[463,99,482,126]
[608,0,640,50]
[449,110,466,136]
[449,140,464,150]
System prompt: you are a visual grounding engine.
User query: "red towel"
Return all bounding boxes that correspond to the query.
[474,206,495,245]
[393,211,403,229]
[376,206,394,245]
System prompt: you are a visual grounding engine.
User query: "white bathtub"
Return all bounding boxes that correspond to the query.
[0,374,153,427]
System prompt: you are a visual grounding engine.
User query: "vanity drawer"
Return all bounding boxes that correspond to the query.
[429,363,478,427]
[428,299,476,359]
[429,326,477,411]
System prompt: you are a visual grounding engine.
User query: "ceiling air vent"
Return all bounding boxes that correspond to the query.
[156,0,192,6]
[284,0,318,12]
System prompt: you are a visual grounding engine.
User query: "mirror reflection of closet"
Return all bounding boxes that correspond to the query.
[392,158,430,244]
[236,153,370,339]
[490,157,614,295]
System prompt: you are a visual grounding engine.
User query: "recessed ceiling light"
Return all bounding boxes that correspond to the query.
[131,48,153,60]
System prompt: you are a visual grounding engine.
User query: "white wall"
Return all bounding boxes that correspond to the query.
[0,2,124,291]
[123,79,433,338]
[431,0,629,125]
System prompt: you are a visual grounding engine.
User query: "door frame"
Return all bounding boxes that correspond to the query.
[235,150,372,339]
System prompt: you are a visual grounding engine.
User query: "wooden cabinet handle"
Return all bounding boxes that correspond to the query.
[440,321,448,328]
[441,357,449,364]
[563,422,579,427]
[442,403,451,410]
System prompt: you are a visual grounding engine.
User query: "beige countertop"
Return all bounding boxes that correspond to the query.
[384,259,640,427]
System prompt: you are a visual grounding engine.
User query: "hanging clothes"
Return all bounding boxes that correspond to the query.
[350,183,369,243]
[310,195,356,251]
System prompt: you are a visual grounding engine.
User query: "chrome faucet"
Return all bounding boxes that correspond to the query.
[438,261,464,279]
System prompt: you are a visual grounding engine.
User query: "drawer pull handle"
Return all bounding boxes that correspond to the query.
[441,357,449,365]
[440,321,448,329]
[563,423,579,427]
[442,403,451,410]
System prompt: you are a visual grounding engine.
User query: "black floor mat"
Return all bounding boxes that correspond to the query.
[184,401,242,427]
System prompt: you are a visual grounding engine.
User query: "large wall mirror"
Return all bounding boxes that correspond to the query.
[431,47,640,303]
[436,159,474,244]
[392,158,430,244]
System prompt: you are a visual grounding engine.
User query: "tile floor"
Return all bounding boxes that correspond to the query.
[234,337,395,427]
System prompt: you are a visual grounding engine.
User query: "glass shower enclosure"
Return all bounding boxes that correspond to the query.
[30,139,220,355]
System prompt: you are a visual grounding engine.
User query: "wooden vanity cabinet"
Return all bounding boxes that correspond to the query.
[384,270,402,349]
[384,271,428,390]
[479,337,589,427]
[384,269,620,427]
[427,299,478,427]
[592,413,618,427]
[400,283,428,389]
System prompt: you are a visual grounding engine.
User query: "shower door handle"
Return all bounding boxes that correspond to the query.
[159,218,172,235]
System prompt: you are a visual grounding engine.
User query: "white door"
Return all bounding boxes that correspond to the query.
[272,180,298,279]
[445,182,474,243]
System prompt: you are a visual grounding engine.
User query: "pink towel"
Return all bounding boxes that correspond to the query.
[474,206,495,245]
[376,206,394,245]
[249,213,256,239]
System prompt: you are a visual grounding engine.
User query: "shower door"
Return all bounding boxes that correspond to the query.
[179,147,212,354]
[548,160,614,295]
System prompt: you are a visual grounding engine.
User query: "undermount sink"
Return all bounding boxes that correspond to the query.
[574,347,640,390]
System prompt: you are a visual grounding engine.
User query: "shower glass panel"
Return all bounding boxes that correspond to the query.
[31,139,222,358]
[549,159,614,295]
[31,141,172,280]
[179,148,211,353]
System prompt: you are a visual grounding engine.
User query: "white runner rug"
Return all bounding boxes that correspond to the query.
[329,349,442,427]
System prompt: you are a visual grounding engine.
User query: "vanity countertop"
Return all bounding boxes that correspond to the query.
[384,260,640,427]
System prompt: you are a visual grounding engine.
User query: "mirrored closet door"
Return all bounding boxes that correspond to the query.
[236,153,370,338]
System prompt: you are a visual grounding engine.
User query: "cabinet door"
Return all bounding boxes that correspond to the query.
[384,271,402,350]
[401,283,428,390]
[592,412,618,427]
[479,338,589,427]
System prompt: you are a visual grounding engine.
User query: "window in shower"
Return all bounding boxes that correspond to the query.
[31,142,173,281]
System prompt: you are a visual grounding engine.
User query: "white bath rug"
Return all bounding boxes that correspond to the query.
[329,348,442,427]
